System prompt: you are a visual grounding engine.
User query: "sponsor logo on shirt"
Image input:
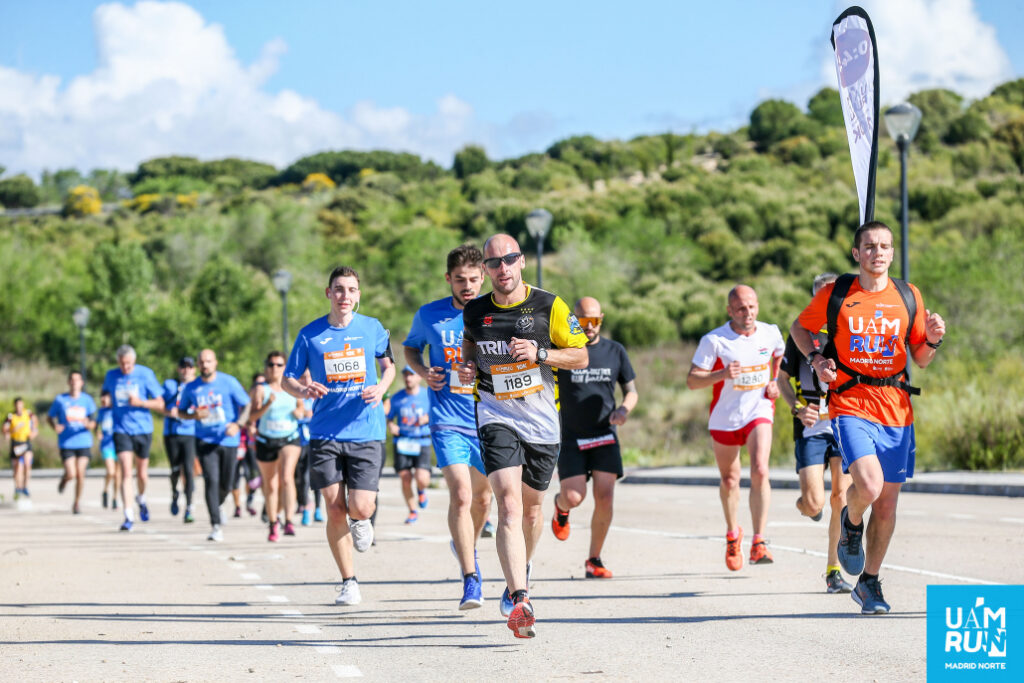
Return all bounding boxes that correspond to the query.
[483,316,493,326]
[478,339,537,355]
[319,337,332,345]
[515,315,535,333]
[568,314,583,335]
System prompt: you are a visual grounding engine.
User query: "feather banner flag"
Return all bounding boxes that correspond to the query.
[831,6,880,224]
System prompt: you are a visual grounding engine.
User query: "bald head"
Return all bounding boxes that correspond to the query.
[481,233,526,298]
[575,296,603,343]
[483,233,520,258]
[726,284,759,335]
[198,348,218,379]
[728,284,756,305]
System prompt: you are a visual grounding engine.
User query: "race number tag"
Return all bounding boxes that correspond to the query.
[200,405,226,427]
[324,349,366,383]
[396,437,421,456]
[264,419,293,433]
[577,434,616,451]
[449,362,473,394]
[66,405,87,423]
[492,361,543,401]
[734,362,769,391]
[13,443,28,456]
[114,383,137,405]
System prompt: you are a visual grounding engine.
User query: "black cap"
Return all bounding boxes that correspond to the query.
[178,356,195,368]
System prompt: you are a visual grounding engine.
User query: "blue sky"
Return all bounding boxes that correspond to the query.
[1,0,1021,175]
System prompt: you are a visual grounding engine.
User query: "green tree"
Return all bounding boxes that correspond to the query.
[991,78,1024,107]
[0,174,42,208]
[87,242,156,357]
[944,111,990,144]
[994,118,1024,173]
[452,145,489,179]
[807,87,844,126]
[131,156,205,184]
[748,99,806,150]
[907,88,964,151]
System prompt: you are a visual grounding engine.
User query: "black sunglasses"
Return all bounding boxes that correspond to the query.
[483,252,522,269]
[266,362,285,367]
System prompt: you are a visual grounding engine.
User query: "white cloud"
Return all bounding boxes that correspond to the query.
[0,0,501,176]
[824,0,1014,104]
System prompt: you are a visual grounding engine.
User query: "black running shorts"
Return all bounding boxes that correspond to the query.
[255,434,301,463]
[113,432,153,459]
[59,447,92,462]
[478,422,559,492]
[557,435,624,480]
[308,439,384,492]
[393,444,432,473]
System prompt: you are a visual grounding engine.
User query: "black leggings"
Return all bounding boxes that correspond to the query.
[233,445,259,490]
[197,442,237,526]
[165,434,196,505]
[295,445,322,509]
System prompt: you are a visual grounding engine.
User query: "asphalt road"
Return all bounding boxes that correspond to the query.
[2,474,1022,681]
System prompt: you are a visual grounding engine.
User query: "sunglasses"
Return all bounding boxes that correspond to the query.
[266,362,285,367]
[482,253,522,269]
[578,316,603,327]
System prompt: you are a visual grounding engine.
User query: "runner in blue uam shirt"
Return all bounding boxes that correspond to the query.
[162,356,198,523]
[283,265,395,607]
[386,366,432,524]
[403,244,492,610]
[47,370,97,515]
[178,348,251,542]
[101,344,165,531]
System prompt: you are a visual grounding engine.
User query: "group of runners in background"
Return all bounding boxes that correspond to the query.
[3,219,945,637]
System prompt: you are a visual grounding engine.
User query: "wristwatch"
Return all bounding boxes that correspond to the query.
[806,350,823,365]
[536,347,548,364]
[790,405,801,416]
[925,338,943,350]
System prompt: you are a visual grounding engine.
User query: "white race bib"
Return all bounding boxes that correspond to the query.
[396,437,421,456]
[577,434,616,451]
[734,362,769,391]
[449,362,473,395]
[66,405,88,423]
[324,349,366,383]
[264,419,293,434]
[200,405,226,427]
[492,361,543,401]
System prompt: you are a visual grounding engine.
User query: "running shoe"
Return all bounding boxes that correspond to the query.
[551,494,570,541]
[852,575,890,614]
[481,519,495,538]
[585,557,613,579]
[418,489,428,509]
[207,525,224,542]
[234,506,242,519]
[184,507,195,524]
[112,497,118,510]
[58,475,69,494]
[314,507,325,523]
[13,488,20,501]
[247,504,257,517]
[335,578,361,606]
[405,510,419,524]
[726,527,743,571]
[72,502,81,515]
[459,573,484,610]
[283,521,296,536]
[261,506,268,524]
[826,569,853,594]
[102,491,109,508]
[301,509,312,526]
[499,561,533,617]
[749,539,774,565]
[119,519,133,532]
[838,506,865,575]
[268,522,280,542]
[507,598,536,639]
[139,502,150,522]
[170,491,180,517]
[811,509,823,522]
[350,518,374,552]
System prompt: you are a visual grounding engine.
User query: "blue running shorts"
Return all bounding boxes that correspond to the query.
[832,415,915,483]
[794,432,840,472]
[431,429,485,476]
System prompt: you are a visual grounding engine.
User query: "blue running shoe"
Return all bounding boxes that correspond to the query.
[139,502,150,522]
[302,509,312,526]
[852,575,890,614]
[418,489,428,509]
[314,507,324,523]
[170,492,180,517]
[837,506,865,575]
[119,519,133,532]
[499,561,533,617]
[459,572,484,610]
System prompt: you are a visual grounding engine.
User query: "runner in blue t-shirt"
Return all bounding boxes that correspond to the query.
[47,370,97,514]
[283,265,395,607]
[387,367,432,523]
[95,391,121,510]
[101,344,164,531]
[403,244,491,610]
[162,357,198,523]
[178,348,251,542]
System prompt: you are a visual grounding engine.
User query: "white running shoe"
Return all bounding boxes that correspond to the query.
[207,525,224,542]
[350,519,373,552]
[335,578,361,606]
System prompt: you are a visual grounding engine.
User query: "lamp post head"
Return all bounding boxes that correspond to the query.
[525,208,553,241]
[272,269,293,295]
[72,306,90,330]
[884,102,923,144]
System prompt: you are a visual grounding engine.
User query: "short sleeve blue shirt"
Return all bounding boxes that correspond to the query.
[179,373,250,447]
[403,297,475,433]
[48,392,97,449]
[97,407,114,450]
[162,379,195,436]
[285,314,390,442]
[388,388,431,443]
[101,365,163,435]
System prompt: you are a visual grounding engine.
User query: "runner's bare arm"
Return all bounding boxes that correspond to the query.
[789,319,837,383]
[283,375,328,399]
[509,337,587,370]
[46,415,64,434]
[909,309,946,369]
[686,362,741,390]
[403,347,445,391]
[458,339,477,384]
[247,385,272,421]
[764,354,783,399]
[361,356,395,406]
[609,379,638,425]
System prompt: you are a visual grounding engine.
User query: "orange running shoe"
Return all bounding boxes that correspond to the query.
[550,494,570,541]
[585,557,613,579]
[507,598,536,639]
[749,538,774,564]
[726,527,743,571]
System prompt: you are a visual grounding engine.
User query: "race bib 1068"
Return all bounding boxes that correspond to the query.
[324,349,366,383]
[492,361,543,401]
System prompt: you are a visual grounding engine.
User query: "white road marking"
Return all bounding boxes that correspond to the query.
[947,513,975,520]
[331,664,363,678]
[227,562,246,570]
[267,595,289,603]
[295,624,322,634]
[278,609,304,617]
[255,584,274,591]
[240,573,261,580]
[999,517,1024,524]
[610,524,998,585]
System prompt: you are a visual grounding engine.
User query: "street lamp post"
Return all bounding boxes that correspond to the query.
[525,208,553,288]
[884,103,923,281]
[72,306,90,381]
[272,269,293,351]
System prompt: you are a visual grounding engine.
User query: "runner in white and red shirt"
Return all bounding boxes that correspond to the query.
[687,285,784,571]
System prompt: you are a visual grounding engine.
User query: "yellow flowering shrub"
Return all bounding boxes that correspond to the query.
[63,185,102,217]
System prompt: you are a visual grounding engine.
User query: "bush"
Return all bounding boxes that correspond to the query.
[0,174,41,208]
[749,99,811,150]
[773,136,820,167]
[908,184,978,221]
[63,185,102,217]
[453,145,489,179]
[302,172,336,192]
